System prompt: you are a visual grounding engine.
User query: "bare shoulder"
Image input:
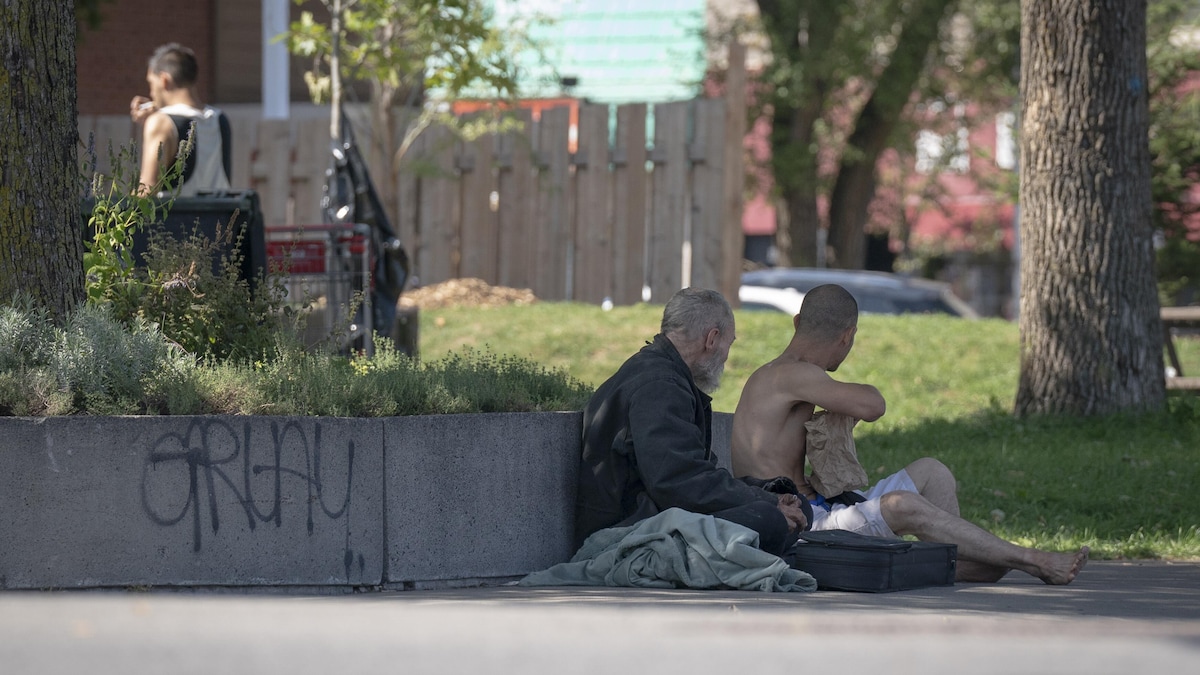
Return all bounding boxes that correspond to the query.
[739,356,823,408]
[143,111,177,141]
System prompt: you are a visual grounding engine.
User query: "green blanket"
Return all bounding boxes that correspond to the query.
[519,508,816,592]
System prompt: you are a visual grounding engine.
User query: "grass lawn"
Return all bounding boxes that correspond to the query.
[419,302,1200,561]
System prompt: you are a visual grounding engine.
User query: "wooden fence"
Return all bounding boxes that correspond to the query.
[76,52,747,305]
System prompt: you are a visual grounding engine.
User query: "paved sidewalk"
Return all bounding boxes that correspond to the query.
[2,560,1198,674]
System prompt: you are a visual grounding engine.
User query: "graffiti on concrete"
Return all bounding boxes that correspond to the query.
[140,419,364,576]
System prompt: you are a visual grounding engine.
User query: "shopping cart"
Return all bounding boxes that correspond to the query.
[266,223,374,354]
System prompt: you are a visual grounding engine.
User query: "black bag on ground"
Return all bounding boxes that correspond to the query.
[784,529,956,592]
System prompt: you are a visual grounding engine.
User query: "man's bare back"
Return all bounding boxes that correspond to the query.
[731,356,819,490]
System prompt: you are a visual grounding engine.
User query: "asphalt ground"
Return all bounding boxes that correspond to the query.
[2,560,1197,674]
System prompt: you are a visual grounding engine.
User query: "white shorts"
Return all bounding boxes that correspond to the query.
[808,469,918,539]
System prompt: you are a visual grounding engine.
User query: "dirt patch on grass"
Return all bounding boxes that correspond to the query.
[399,278,537,309]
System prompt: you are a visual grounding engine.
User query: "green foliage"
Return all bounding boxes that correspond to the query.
[1148,0,1200,304]
[284,0,520,106]
[0,303,193,416]
[0,298,52,372]
[132,223,289,362]
[0,302,590,416]
[81,136,290,362]
[221,340,589,416]
[282,0,529,168]
[51,305,193,414]
[82,140,180,307]
[74,0,113,31]
[426,348,593,413]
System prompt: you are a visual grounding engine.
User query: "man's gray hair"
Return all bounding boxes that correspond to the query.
[661,288,733,342]
[796,284,858,340]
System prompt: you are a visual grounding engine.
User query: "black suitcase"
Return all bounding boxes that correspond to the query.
[785,529,957,592]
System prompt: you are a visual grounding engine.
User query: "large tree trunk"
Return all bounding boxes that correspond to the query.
[1016,0,1164,416]
[0,0,84,321]
[826,0,956,269]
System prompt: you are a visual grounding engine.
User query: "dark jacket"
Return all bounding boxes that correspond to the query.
[574,334,778,548]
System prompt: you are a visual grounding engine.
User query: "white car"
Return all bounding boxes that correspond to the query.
[738,285,805,315]
[740,268,979,318]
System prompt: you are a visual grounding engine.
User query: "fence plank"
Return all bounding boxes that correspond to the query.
[79,115,135,181]
[534,107,571,301]
[415,125,459,284]
[572,104,613,304]
[458,118,498,282]
[496,110,535,290]
[393,112,421,276]
[612,104,648,305]
[690,99,725,293]
[225,111,258,190]
[292,117,330,225]
[251,119,292,226]
[647,101,690,302]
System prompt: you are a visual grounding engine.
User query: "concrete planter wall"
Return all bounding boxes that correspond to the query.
[0,413,734,591]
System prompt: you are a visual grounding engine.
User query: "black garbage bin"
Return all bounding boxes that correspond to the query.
[82,190,266,289]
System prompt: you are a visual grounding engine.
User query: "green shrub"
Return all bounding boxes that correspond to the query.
[49,305,194,414]
[132,222,289,362]
[82,135,291,363]
[427,348,593,413]
[0,301,52,371]
[0,302,591,416]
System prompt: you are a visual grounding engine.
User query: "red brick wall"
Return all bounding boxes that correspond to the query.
[76,0,217,114]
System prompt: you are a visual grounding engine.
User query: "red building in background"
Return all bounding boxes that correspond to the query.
[77,0,324,115]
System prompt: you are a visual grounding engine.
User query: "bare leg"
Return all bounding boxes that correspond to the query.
[955,560,1011,583]
[879,491,1089,585]
[904,458,960,516]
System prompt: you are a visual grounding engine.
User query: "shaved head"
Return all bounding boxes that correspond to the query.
[796,284,858,342]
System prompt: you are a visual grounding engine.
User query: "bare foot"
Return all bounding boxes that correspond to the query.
[1038,546,1089,585]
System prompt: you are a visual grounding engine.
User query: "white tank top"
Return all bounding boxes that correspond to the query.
[158,103,232,197]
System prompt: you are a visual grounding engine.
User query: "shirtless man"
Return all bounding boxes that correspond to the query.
[731,283,1088,584]
[130,43,232,197]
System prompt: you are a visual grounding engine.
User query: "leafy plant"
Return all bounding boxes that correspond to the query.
[81,134,187,307]
[80,132,294,362]
[1148,0,1200,305]
[282,0,532,204]
[133,217,290,362]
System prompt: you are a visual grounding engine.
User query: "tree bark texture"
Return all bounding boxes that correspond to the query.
[0,0,84,321]
[1016,0,1164,416]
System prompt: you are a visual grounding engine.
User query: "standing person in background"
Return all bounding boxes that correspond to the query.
[130,43,231,197]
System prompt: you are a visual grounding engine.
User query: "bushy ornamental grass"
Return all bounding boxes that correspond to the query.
[0,304,590,417]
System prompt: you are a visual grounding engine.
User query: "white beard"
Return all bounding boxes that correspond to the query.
[692,353,725,394]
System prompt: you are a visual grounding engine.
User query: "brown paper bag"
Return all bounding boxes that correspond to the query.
[805,410,868,497]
